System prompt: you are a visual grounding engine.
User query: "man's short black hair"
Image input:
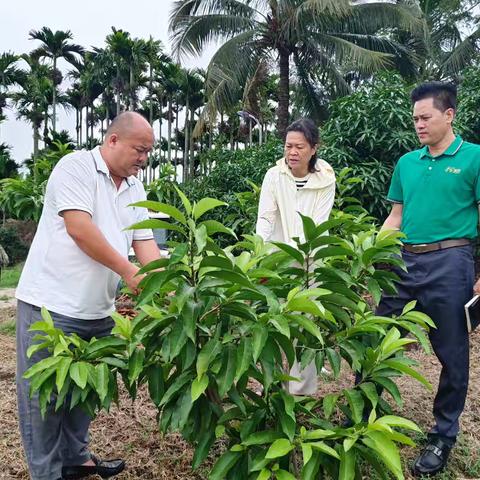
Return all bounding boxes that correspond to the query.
[410,81,457,112]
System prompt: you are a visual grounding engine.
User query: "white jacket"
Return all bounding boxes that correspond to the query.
[256,158,336,245]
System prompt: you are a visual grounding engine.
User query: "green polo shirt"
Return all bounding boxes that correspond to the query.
[387,135,480,244]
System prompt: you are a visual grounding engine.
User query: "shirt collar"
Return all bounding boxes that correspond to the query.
[91,146,134,187]
[277,157,335,188]
[419,135,464,159]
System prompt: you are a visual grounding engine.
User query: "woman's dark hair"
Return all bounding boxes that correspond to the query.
[285,118,319,173]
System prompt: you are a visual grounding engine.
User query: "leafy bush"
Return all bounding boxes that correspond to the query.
[25,191,434,479]
[0,224,29,264]
[0,141,73,221]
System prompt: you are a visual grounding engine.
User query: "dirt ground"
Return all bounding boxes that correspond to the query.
[1,292,480,480]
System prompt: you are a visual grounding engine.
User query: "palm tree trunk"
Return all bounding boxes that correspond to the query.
[116,68,121,115]
[85,105,89,147]
[189,107,195,179]
[52,56,57,132]
[33,124,40,159]
[149,66,154,124]
[167,98,172,164]
[79,108,83,145]
[277,46,290,139]
[76,108,80,145]
[183,97,189,182]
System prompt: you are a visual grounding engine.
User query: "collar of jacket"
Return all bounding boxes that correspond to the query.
[276,157,335,189]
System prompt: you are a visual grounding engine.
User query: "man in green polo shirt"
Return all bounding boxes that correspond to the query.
[380,81,480,476]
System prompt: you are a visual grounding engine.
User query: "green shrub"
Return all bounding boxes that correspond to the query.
[0,225,29,264]
[26,191,434,479]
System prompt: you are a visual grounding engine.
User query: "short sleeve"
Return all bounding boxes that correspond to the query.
[50,156,96,216]
[132,183,154,241]
[475,162,480,204]
[387,160,403,203]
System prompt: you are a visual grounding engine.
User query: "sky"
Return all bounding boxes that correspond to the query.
[0,0,213,163]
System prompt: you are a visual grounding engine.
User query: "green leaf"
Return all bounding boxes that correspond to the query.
[344,389,365,424]
[69,361,89,389]
[359,382,379,409]
[195,224,208,253]
[252,324,268,362]
[287,298,324,318]
[193,198,227,220]
[200,219,237,238]
[126,218,186,235]
[55,357,73,393]
[374,415,421,432]
[197,338,221,378]
[174,186,192,215]
[326,348,341,377]
[23,355,63,379]
[302,443,313,465]
[128,348,145,386]
[323,394,339,419]
[301,450,321,479]
[217,346,237,397]
[235,337,253,382]
[309,441,340,459]
[209,450,242,480]
[129,200,187,225]
[243,431,285,446]
[265,439,294,459]
[271,242,304,264]
[191,374,209,401]
[160,371,193,407]
[383,359,432,389]
[362,431,403,479]
[147,365,165,406]
[256,469,271,480]
[205,270,253,289]
[294,316,324,345]
[276,470,296,480]
[339,447,356,480]
[313,246,354,260]
[95,363,110,403]
[270,315,290,338]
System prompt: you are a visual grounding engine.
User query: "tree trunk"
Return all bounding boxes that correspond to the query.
[116,68,121,115]
[149,66,154,124]
[189,107,195,179]
[79,108,83,146]
[52,56,57,132]
[276,46,290,139]
[85,105,89,147]
[183,97,189,182]
[167,98,172,164]
[33,124,40,160]
[76,108,80,145]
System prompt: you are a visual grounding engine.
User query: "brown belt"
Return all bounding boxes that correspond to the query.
[402,238,471,254]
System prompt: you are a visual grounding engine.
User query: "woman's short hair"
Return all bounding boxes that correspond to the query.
[285,118,319,172]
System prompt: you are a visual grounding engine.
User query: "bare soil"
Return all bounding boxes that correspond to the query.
[1,293,480,479]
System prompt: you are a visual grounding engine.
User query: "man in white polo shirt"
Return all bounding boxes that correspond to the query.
[15,112,161,480]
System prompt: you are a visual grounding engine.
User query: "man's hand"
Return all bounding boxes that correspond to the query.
[120,263,145,295]
[473,278,480,296]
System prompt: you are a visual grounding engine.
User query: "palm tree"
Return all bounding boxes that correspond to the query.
[12,54,53,158]
[170,0,424,137]
[29,27,84,132]
[397,0,480,77]
[158,61,183,163]
[0,143,18,179]
[0,52,24,136]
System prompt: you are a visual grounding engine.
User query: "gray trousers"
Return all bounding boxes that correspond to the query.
[16,300,114,480]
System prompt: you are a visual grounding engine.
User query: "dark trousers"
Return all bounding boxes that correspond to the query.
[16,301,114,480]
[377,245,474,441]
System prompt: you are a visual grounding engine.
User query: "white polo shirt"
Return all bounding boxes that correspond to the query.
[16,146,153,319]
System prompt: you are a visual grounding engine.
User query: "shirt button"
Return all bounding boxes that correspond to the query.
[428,167,432,170]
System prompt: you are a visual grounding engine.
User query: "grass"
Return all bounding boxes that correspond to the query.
[0,262,23,289]
[0,319,15,336]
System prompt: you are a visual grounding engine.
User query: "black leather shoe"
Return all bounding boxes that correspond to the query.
[62,454,125,479]
[412,437,452,477]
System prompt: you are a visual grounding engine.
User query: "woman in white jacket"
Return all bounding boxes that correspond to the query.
[256,118,336,395]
